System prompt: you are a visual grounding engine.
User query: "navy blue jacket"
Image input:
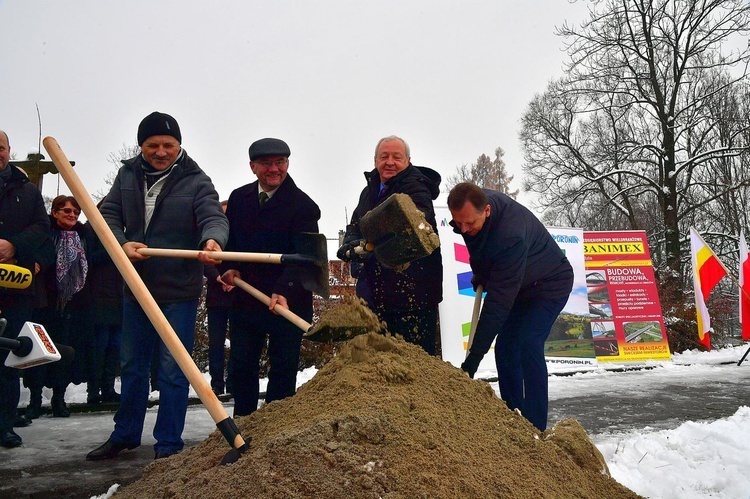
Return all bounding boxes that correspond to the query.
[223,175,320,316]
[345,164,443,309]
[452,190,573,357]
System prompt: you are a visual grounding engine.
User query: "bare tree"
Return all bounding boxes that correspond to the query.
[521,0,750,302]
[445,147,519,198]
[94,142,140,201]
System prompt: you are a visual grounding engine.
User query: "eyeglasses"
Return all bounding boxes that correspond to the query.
[58,208,81,216]
[254,159,288,168]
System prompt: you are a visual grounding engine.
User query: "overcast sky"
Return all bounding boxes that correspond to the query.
[2,0,590,239]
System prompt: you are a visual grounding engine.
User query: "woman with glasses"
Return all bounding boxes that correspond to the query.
[24,195,92,418]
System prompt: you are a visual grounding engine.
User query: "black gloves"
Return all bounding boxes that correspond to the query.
[337,239,371,262]
[460,350,483,379]
[471,274,486,292]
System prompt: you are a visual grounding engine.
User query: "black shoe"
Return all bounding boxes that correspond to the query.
[212,386,225,396]
[0,430,23,448]
[52,400,70,418]
[13,415,32,428]
[86,439,139,461]
[154,451,176,460]
[25,404,42,420]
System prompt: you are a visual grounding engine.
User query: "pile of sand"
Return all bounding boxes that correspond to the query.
[305,296,386,342]
[118,333,639,498]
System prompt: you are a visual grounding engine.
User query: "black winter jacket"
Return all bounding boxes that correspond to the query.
[223,175,320,316]
[452,190,574,358]
[344,164,443,309]
[85,225,124,325]
[0,164,49,302]
[100,151,228,303]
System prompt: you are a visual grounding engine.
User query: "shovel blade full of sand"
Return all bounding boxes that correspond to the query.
[233,277,382,343]
[359,193,440,269]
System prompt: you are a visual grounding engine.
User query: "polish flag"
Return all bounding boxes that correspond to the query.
[690,228,728,350]
[739,232,750,341]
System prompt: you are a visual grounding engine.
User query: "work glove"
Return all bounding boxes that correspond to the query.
[471,275,486,292]
[460,350,483,379]
[336,239,371,262]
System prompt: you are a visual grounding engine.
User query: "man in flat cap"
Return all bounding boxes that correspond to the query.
[221,138,320,416]
[88,111,228,461]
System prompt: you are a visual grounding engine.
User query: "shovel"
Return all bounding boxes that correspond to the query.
[137,232,330,298]
[356,193,441,269]
[232,277,380,342]
[43,137,250,465]
[466,285,483,357]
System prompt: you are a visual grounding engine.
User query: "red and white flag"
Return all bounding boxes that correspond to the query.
[690,228,728,350]
[739,231,750,341]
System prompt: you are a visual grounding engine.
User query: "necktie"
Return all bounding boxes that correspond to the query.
[259,191,269,207]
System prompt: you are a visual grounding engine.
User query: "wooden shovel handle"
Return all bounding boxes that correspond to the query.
[138,247,284,264]
[233,277,312,332]
[466,285,483,359]
[42,137,246,452]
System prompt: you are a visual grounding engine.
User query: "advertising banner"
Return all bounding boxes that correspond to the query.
[543,228,597,369]
[584,230,671,362]
[437,207,595,370]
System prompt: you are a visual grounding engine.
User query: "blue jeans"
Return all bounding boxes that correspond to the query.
[494,294,568,431]
[110,297,197,454]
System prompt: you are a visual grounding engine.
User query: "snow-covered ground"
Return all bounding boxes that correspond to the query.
[544,347,750,499]
[12,345,750,499]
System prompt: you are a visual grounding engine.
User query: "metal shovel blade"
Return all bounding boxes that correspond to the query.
[291,232,330,299]
[359,193,440,268]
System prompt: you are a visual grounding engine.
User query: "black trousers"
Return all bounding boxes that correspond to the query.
[0,303,32,431]
[228,306,307,417]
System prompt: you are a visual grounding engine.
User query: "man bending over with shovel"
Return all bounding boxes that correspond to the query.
[447,182,573,431]
[220,138,320,417]
[338,136,443,354]
[87,112,228,461]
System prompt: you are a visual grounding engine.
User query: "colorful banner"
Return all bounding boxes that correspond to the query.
[436,207,596,370]
[584,231,671,361]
